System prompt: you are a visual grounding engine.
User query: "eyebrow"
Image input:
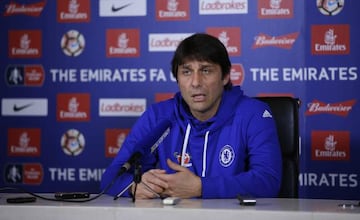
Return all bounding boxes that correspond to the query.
[180,63,214,69]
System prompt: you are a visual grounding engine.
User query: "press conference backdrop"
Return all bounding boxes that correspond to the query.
[0,0,359,200]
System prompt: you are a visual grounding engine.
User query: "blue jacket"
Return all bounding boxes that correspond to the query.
[100,86,282,198]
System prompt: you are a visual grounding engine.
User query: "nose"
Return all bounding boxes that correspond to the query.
[191,71,202,87]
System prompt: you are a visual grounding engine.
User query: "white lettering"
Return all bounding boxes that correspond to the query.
[48,168,76,181]
[299,173,358,187]
[79,168,104,181]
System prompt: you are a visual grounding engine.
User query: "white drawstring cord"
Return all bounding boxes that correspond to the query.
[201,131,209,177]
[181,124,191,166]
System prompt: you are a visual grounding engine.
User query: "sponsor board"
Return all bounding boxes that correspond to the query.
[8,128,41,157]
[57,0,90,22]
[99,98,146,116]
[311,130,350,161]
[1,98,48,116]
[99,0,147,16]
[149,33,193,52]
[199,0,248,15]
[57,93,90,121]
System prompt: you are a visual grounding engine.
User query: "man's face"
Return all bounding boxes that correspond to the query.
[177,60,230,121]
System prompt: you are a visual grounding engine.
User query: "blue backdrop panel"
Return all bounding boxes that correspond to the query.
[0,0,359,200]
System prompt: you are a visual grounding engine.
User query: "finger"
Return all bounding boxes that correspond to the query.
[167,158,187,172]
[148,169,166,175]
[134,183,158,199]
[142,171,168,190]
[141,180,165,193]
[140,182,163,198]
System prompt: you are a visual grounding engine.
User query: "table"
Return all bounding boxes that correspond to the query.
[0,194,359,220]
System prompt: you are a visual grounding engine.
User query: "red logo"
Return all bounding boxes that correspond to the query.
[25,65,45,86]
[258,0,293,19]
[230,64,245,86]
[253,32,299,49]
[57,0,90,23]
[155,93,175,103]
[3,0,46,16]
[57,93,90,121]
[24,65,45,86]
[23,163,43,184]
[106,29,140,57]
[105,129,130,157]
[174,152,191,166]
[311,130,350,161]
[8,30,42,58]
[311,24,350,55]
[306,99,356,117]
[156,0,190,21]
[8,128,41,157]
[207,27,241,56]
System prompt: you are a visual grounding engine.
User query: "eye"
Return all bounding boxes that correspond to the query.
[201,67,212,75]
[181,69,191,76]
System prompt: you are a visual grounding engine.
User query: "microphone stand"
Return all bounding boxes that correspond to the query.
[131,161,142,203]
[113,156,142,201]
[113,161,163,201]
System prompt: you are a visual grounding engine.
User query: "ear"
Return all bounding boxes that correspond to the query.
[222,73,231,86]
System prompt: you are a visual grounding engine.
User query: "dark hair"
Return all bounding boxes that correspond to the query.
[171,33,232,90]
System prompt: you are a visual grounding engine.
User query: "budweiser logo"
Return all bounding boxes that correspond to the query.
[253,32,299,49]
[4,1,46,16]
[306,99,356,117]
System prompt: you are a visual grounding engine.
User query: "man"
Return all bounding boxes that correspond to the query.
[100,33,282,199]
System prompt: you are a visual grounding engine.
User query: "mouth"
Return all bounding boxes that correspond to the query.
[191,93,206,102]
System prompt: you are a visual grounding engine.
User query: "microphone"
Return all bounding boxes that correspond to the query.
[117,152,142,175]
[117,119,172,176]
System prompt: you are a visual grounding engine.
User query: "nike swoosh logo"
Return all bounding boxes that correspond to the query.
[13,103,33,112]
[111,3,132,12]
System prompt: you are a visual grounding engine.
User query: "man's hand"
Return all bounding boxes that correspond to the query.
[132,169,168,199]
[157,159,202,198]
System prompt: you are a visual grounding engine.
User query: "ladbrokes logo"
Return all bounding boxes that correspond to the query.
[57,0,90,22]
[230,64,245,86]
[207,27,241,56]
[57,93,90,121]
[5,163,43,185]
[6,65,45,87]
[199,0,248,14]
[8,30,42,58]
[105,128,130,157]
[106,29,140,57]
[99,98,146,116]
[253,32,299,49]
[149,33,192,52]
[306,99,356,117]
[311,130,350,161]
[3,0,46,17]
[156,0,190,21]
[258,0,293,19]
[311,24,350,55]
[8,128,41,157]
